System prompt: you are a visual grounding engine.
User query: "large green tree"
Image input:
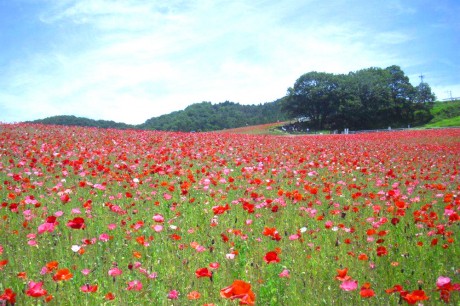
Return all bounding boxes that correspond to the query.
[282,65,432,130]
[414,82,436,104]
[385,65,416,125]
[346,67,393,129]
[283,72,341,130]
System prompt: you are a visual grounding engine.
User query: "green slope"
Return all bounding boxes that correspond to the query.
[423,100,460,127]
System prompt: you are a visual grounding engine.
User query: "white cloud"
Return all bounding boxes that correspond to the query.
[1,0,458,124]
[375,31,414,45]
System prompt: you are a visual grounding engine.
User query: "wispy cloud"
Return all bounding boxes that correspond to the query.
[0,0,458,124]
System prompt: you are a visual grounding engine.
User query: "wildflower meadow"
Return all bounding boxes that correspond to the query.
[0,123,459,305]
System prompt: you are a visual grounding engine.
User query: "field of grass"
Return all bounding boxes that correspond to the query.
[0,123,459,305]
[423,100,460,128]
[424,116,460,128]
[430,100,460,117]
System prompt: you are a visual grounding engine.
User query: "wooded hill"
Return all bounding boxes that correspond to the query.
[138,101,286,131]
[30,115,134,130]
[29,100,288,132]
[28,65,452,132]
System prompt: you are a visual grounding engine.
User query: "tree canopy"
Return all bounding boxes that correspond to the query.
[29,101,289,132]
[282,65,435,130]
[139,100,287,131]
[29,115,135,130]
[28,65,437,132]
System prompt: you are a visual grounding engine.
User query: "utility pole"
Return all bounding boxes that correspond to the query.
[444,90,454,102]
[419,73,424,84]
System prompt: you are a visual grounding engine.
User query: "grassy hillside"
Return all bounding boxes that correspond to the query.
[424,100,460,127]
[424,116,460,128]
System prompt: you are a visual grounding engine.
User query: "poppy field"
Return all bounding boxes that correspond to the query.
[0,123,459,305]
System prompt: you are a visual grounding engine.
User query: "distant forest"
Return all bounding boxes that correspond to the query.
[138,101,286,131]
[28,65,442,132]
[29,100,288,132]
[30,116,134,130]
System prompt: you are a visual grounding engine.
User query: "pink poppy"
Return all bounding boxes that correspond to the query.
[80,284,98,293]
[168,290,179,299]
[279,269,290,278]
[126,280,142,291]
[340,280,358,291]
[108,267,122,277]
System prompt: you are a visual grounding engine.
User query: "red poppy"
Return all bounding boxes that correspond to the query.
[17,271,27,279]
[263,251,280,264]
[66,217,85,229]
[45,216,57,224]
[376,246,388,256]
[195,267,212,278]
[44,294,53,303]
[52,268,73,281]
[385,284,404,294]
[220,280,255,305]
[213,204,230,215]
[26,281,47,298]
[360,289,376,298]
[359,283,375,298]
[221,233,229,242]
[400,290,429,304]
[45,261,58,272]
[242,202,254,213]
[105,292,115,300]
[262,227,281,241]
[0,288,16,304]
[439,290,451,303]
[263,227,276,236]
[136,235,149,246]
[335,268,351,281]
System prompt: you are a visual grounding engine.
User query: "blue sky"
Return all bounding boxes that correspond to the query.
[0,0,459,124]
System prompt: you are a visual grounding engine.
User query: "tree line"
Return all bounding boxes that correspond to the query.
[138,101,286,131]
[29,101,288,132]
[28,65,437,132]
[282,65,436,130]
[30,115,134,129]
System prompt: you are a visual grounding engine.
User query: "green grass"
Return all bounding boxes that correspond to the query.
[424,100,460,127]
[430,100,460,117]
[424,116,460,127]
